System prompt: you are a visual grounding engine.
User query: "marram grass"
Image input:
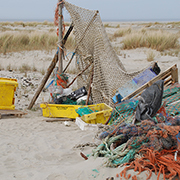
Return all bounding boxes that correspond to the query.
[0,31,58,54]
[0,30,75,54]
[123,30,179,51]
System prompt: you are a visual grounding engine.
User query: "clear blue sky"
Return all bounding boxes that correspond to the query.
[0,0,180,21]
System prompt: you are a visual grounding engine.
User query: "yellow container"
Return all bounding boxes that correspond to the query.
[80,103,112,124]
[40,103,112,124]
[0,78,18,110]
[40,104,81,119]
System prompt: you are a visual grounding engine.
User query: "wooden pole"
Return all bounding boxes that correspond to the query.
[67,63,92,88]
[58,0,63,74]
[27,53,58,110]
[86,66,94,105]
[63,52,75,73]
[27,23,74,110]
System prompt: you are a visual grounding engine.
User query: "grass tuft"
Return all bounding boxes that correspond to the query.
[113,28,132,38]
[0,31,58,54]
[146,50,156,62]
[123,30,179,51]
[19,64,31,73]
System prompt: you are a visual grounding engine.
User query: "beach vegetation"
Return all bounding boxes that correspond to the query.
[104,23,110,28]
[0,31,58,54]
[40,68,45,75]
[6,63,12,71]
[122,30,179,51]
[19,64,31,73]
[64,35,75,51]
[146,50,156,62]
[0,64,4,70]
[0,21,55,27]
[32,64,38,72]
[64,22,71,26]
[113,27,132,38]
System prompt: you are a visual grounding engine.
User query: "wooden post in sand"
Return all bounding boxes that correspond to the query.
[27,53,58,110]
[27,23,74,110]
[58,0,63,74]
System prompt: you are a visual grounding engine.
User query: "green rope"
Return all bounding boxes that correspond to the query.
[112,149,136,165]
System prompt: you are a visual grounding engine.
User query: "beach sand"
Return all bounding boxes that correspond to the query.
[0,22,180,180]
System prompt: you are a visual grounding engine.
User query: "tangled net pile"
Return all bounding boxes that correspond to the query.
[92,117,180,179]
[64,1,145,106]
[91,83,180,180]
[108,83,180,126]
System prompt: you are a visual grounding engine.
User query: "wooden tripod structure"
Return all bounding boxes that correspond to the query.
[27,1,73,110]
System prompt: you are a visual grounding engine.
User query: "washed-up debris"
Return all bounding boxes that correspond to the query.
[135,79,164,122]
[90,82,180,179]
[45,118,72,122]
[112,63,160,104]
[80,152,88,160]
[119,149,180,180]
[64,121,70,126]
[107,82,180,126]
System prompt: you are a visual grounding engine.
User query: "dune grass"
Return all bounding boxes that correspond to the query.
[0,21,55,27]
[0,31,58,54]
[146,50,156,62]
[0,21,179,54]
[0,27,75,54]
[139,21,180,28]
[122,30,179,51]
[113,27,132,38]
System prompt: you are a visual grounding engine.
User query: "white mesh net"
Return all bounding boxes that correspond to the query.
[64,1,145,107]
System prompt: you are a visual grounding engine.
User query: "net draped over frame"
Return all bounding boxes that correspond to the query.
[64,1,146,106]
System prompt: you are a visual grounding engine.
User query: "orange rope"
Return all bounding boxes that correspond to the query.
[54,1,65,37]
[119,148,180,180]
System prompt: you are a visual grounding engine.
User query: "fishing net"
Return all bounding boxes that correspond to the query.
[64,1,146,106]
[162,83,180,116]
[92,117,180,168]
[92,83,180,171]
[108,83,180,125]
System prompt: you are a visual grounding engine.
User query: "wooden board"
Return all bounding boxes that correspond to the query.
[0,109,26,119]
[44,118,73,122]
[122,64,178,101]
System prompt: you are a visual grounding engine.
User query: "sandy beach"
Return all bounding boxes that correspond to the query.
[0,22,180,180]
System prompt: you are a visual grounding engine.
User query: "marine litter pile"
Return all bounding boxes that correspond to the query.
[32,1,180,179]
[91,82,180,180]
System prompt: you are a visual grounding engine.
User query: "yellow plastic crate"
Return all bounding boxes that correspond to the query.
[80,103,112,124]
[40,104,81,119]
[40,103,112,124]
[0,78,18,110]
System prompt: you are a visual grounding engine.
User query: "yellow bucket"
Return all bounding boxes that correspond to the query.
[0,78,18,110]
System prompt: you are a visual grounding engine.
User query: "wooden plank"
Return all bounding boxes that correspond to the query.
[164,81,172,87]
[0,109,26,119]
[171,66,179,83]
[122,64,177,101]
[162,71,172,80]
[164,76,172,85]
[45,118,72,122]
[0,109,26,115]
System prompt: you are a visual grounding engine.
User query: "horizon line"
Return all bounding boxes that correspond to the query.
[0,18,180,23]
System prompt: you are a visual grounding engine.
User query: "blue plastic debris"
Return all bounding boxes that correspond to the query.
[112,67,157,104]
